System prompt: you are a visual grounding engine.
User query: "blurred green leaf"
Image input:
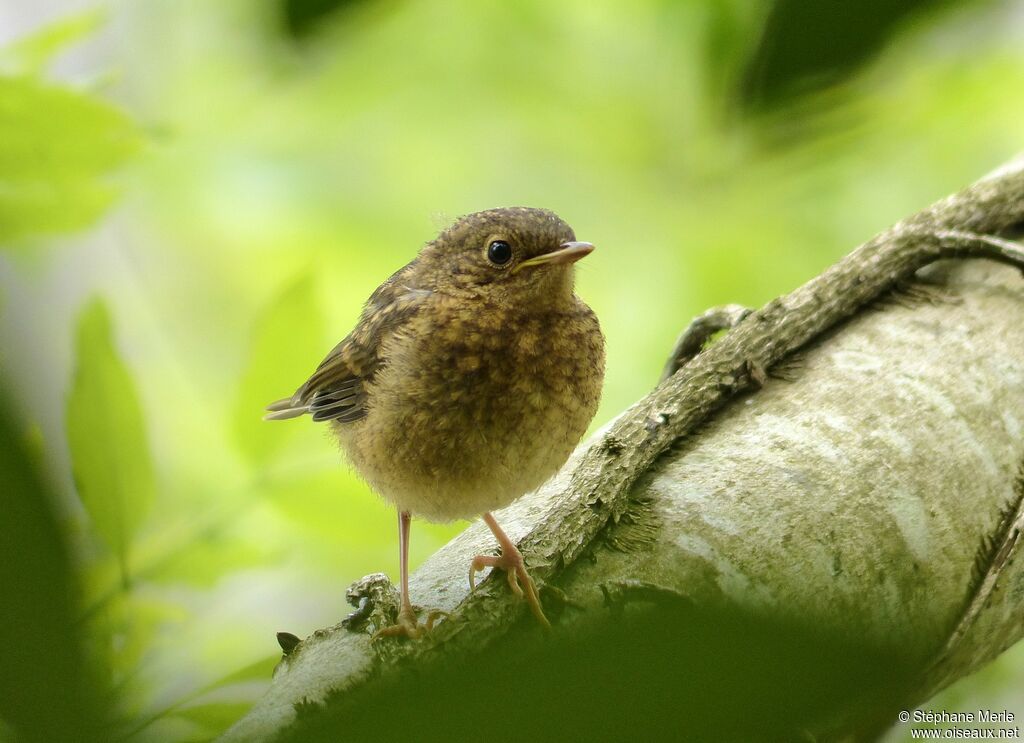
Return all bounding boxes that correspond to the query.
[148,530,276,587]
[0,75,140,246]
[85,591,187,720]
[232,273,325,462]
[0,390,109,742]
[203,654,279,690]
[0,9,105,76]
[280,0,372,40]
[740,0,974,110]
[267,469,371,540]
[132,655,278,741]
[67,298,155,585]
[172,703,254,736]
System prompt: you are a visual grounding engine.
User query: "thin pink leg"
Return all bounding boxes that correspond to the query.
[372,511,447,641]
[469,512,551,629]
[398,509,413,615]
[374,511,418,638]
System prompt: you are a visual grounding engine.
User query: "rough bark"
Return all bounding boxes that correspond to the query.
[222,159,1024,742]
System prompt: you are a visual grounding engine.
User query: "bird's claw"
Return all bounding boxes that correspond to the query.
[506,566,524,597]
[371,606,449,642]
[468,548,551,629]
[424,608,450,631]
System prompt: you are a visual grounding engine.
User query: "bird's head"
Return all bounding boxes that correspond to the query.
[418,207,593,304]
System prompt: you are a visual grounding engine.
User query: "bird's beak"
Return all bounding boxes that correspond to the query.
[514,241,595,273]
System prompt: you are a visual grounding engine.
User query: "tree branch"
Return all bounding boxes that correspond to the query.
[222,157,1024,742]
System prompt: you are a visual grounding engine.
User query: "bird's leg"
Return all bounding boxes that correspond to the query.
[372,510,446,640]
[469,512,551,629]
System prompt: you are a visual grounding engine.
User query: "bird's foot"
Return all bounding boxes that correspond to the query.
[371,605,448,641]
[469,544,551,629]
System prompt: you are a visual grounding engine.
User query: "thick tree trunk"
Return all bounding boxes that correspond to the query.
[223,160,1024,743]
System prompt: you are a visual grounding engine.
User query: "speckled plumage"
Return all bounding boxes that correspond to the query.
[346,289,603,520]
[267,207,605,523]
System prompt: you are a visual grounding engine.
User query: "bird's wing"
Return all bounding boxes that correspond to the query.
[264,262,431,424]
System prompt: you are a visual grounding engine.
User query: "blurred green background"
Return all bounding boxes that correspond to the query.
[1,0,1023,740]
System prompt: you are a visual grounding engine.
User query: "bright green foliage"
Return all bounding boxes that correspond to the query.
[67,299,155,584]
[147,527,276,587]
[0,76,139,244]
[0,9,104,76]
[0,9,139,248]
[232,273,326,462]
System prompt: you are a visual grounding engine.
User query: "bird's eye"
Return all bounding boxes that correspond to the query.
[487,240,512,266]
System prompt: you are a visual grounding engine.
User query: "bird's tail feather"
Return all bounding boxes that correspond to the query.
[264,397,308,421]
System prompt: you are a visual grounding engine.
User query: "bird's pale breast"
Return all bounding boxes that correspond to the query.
[335,294,605,521]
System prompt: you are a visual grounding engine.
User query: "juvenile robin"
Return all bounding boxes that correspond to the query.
[265,207,605,637]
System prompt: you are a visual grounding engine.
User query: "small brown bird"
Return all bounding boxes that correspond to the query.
[265,207,604,637]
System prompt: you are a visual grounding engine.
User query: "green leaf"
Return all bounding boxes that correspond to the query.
[0,391,111,741]
[0,10,105,76]
[145,656,278,741]
[172,703,255,735]
[0,11,139,248]
[0,75,140,246]
[147,531,275,587]
[232,274,325,462]
[201,654,279,691]
[739,0,983,110]
[67,299,155,585]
